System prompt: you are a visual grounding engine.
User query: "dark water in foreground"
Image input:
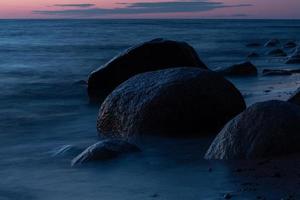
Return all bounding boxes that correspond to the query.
[0,20,300,199]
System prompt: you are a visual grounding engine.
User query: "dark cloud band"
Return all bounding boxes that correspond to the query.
[33,1,252,16]
[53,4,95,8]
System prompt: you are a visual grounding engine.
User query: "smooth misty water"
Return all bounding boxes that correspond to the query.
[0,20,300,200]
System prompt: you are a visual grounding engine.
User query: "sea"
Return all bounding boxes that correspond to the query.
[0,19,300,199]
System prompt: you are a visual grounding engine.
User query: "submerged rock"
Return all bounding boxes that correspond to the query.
[217,61,258,76]
[205,100,300,160]
[288,88,300,106]
[262,69,292,76]
[247,52,260,58]
[73,80,87,85]
[286,48,300,64]
[87,38,207,102]
[284,41,297,49]
[267,49,287,57]
[246,42,261,48]
[264,39,280,47]
[71,139,140,166]
[97,67,246,139]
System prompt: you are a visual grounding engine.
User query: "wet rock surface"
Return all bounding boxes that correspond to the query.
[71,139,140,166]
[205,100,300,160]
[97,67,246,139]
[216,61,258,76]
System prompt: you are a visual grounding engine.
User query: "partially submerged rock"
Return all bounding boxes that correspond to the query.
[217,61,258,76]
[87,38,207,102]
[287,88,300,106]
[246,42,261,48]
[205,100,300,160]
[262,69,292,76]
[98,67,246,139]
[264,39,280,47]
[71,139,140,166]
[284,41,297,49]
[267,49,287,57]
[286,48,300,64]
[73,80,87,86]
[247,52,259,58]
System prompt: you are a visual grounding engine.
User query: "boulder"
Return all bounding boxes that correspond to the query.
[71,139,140,166]
[267,49,287,57]
[97,67,246,139]
[205,100,300,160]
[216,62,258,76]
[264,39,280,47]
[87,38,207,102]
[286,48,300,64]
[288,88,300,106]
[284,41,297,49]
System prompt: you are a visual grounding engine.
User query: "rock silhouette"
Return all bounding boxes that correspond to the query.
[87,38,207,102]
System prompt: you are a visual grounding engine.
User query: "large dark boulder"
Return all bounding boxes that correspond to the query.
[88,38,207,102]
[205,100,300,160]
[71,139,140,166]
[216,61,258,76]
[97,67,246,139]
[288,88,300,106]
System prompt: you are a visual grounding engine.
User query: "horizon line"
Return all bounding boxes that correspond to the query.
[1,18,300,20]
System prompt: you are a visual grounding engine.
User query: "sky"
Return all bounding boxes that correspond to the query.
[1,0,300,19]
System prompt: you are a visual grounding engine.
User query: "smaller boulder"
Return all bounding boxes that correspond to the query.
[264,39,280,47]
[284,41,297,49]
[217,61,258,76]
[246,43,261,48]
[267,49,287,57]
[262,69,292,76]
[288,88,300,106]
[286,48,300,64]
[205,100,300,160]
[71,139,140,166]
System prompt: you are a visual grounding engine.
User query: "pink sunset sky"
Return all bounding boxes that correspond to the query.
[1,0,300,19]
